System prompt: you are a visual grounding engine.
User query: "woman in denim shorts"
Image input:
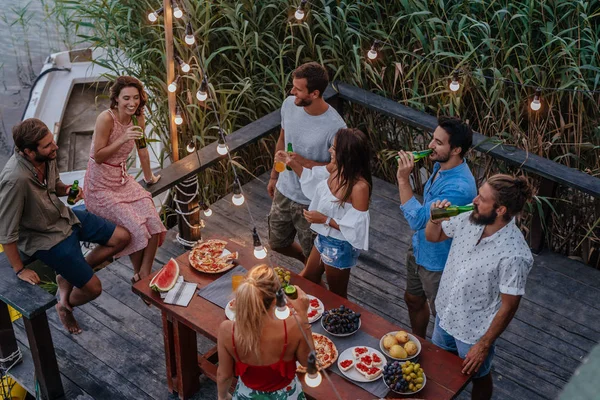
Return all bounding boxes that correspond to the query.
[276,128,371,298]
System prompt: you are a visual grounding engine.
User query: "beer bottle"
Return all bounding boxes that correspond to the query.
[285,143,293,171]
[431,204,474,221]
[284,285,298,300]
[131,115,147,149]
[67,180,80,205]
[396,149,433,162]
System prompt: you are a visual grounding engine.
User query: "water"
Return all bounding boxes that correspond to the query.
[0,0,70,169]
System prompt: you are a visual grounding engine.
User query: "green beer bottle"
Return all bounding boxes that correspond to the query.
[286,143,293,171]
[395,149,433,162]
[67,180,80,205]
[284,285,298,299]
[131,115,147,149]
[431,204,474,221]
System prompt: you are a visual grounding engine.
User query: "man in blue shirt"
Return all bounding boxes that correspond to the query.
[397,116,477,338]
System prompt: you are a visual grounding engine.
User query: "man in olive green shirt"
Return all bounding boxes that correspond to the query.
[0,118,130,334]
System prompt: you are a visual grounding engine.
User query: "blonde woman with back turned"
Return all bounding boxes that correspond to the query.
[217,265,313,400]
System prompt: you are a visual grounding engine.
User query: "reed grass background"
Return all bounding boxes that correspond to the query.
[54,0,599,266]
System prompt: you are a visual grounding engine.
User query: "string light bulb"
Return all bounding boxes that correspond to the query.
[168,76,180,93]
[186,140,195,153]
[184,22,195,45]
[147,7,163,23]
[252,228,267,259]
[196,79,208,102]
[295,0,307,21]
[449,71,460,92]
[172,0,183,19]
[274,288,290,320]
[367,40,381,60]
[175,55,190,73]
[530,88,542,111]
[305,352,322,387]
[232,181,245,206]
[200,202,212,217]
[216,135,228,155]
[174,106,183,125]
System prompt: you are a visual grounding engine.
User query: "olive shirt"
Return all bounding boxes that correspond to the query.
[0,151,79,256]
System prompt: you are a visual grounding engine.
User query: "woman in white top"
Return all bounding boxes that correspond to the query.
[275,128,371,298]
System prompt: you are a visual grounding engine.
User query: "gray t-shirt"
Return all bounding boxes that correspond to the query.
[276,96,346,205]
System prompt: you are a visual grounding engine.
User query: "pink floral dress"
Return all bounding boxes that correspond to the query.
[84,109,166,257]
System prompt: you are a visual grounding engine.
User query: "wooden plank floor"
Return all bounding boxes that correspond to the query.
[9,173,600,399]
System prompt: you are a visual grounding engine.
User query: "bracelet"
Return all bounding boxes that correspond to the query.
[429,218,442,225]
[325,217,331,226]
[15,267,25,276]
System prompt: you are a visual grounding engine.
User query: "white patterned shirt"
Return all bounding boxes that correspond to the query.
[435,212,533,344]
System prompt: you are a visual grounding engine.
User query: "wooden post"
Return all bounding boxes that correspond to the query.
[176,176,203,243]
[0,302,21,372]
[163,0,178,162]
[23,314,64,400]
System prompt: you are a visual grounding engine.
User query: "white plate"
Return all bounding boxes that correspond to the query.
[321,316,361,337]
[225,299,236,321]
[306,295,324,324]
[337,347,386,383]
[379,331,421,361]
[383,369,426,395]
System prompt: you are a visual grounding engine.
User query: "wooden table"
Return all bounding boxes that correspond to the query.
[133,236,470,399]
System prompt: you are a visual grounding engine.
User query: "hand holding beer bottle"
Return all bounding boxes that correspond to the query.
[131,115,147,149]
[67,180,83,205]
[430,199,474,222]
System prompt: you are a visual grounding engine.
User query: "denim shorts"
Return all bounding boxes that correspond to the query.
[34,205,116,288]
[314,234,360,269]
[432,316,496,379]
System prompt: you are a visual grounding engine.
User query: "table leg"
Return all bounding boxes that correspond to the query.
[23,312,64,400]
[162,312,200,400]
[0,302,21,372]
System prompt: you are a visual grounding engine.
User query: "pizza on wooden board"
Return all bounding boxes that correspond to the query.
[297,333,338,373]
[189,239,238,273]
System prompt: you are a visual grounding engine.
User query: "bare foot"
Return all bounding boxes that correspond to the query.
[56,275,73,312]
[55,304,82,334]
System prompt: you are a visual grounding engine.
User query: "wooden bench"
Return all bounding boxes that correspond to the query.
[0,254,65,399]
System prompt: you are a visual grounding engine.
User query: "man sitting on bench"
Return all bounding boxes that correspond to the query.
[0,118,131,334]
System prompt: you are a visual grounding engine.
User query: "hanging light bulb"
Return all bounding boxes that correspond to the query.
[168,76,180,93]
[232,181,245,206]
[294,0,307,21]
[216,134,229,155]
[200,202,213,217]
[252,228,267,259]
[175,55,190,73]
[449,71,460,92]
[367,40,381,60]
[186,140,195,153]
[274,288,290,320]
[530,88,542,111]
[174,106,183,125]
[184,22,195,45]
[196,79,208,101]
[304,352,322,387]
[147,7,164,23]
[172,0,183,19]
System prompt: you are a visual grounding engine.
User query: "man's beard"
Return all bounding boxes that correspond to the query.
[295,97,312,107]
[432,151,450,163]
[34,151,55,162]
[469,206,497,226]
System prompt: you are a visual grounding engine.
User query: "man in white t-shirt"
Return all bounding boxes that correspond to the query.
[425,174,534,400]
[267,62,346,263]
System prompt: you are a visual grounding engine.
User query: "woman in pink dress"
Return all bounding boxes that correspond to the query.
[84,76,166,286]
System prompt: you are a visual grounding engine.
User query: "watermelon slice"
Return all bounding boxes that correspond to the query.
[149,258,180,292]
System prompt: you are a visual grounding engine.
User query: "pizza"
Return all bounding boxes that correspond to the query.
[189,239,238,273]
[297,333,338,373]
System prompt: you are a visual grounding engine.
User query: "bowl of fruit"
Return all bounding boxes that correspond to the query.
[383,360,426,394]
[379,330,421,361]
[274,266,291,287]
[321,305,361,337]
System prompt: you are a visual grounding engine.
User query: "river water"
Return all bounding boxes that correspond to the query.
[0,0,69,169]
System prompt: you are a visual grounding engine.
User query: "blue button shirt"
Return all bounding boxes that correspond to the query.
[399,160,477,272]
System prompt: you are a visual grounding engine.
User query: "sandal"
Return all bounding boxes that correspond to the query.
[143,174,161,186]
[131,273,152,307]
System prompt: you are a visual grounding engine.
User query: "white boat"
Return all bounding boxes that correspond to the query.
[22,48,166,207]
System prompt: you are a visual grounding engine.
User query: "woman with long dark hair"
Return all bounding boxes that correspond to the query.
[276,128,372,298]
[84,76,166,289]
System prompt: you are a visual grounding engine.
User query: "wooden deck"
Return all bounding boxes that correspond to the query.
[9,173,600,399]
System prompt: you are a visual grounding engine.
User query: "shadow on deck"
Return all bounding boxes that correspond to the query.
[10,174,600,399]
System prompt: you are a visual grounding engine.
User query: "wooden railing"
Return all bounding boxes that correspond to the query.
[147,81,600,252]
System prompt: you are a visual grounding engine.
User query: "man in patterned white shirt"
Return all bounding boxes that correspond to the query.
[425,174,534,400]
